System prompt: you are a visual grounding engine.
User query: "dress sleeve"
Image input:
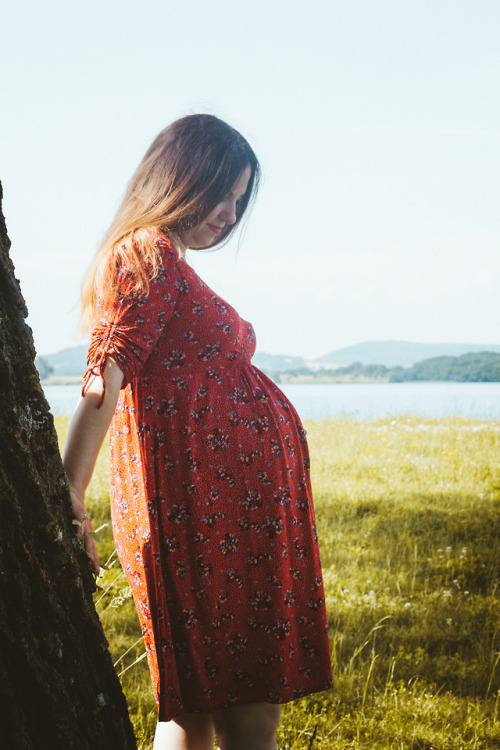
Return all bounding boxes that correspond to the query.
[82,240,180,407]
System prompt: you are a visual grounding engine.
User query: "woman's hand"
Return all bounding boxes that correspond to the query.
[70,486,100,573]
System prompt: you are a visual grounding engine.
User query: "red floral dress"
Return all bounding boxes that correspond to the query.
[84,233,333,720]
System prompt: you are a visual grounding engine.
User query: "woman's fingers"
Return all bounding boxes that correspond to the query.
[84,531,101,573]
[69,488,100,572]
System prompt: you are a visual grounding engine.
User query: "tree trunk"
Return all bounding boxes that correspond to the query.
[0,181,137,749]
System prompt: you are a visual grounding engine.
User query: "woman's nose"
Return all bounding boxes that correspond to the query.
[219,199,237,225]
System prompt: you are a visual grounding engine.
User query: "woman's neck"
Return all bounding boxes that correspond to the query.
[169,232,188,259]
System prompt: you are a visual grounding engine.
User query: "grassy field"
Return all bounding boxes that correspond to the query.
[55,416,500,749]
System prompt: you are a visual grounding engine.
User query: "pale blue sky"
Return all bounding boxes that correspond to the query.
[1,0,499,358]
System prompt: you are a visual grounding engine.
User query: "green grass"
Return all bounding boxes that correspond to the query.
[55,416,500,749]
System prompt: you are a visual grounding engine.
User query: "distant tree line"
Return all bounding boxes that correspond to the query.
[270,352,500,383]
[388,352,500,382]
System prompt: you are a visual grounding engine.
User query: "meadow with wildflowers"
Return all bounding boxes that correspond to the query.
[55,416,500,748]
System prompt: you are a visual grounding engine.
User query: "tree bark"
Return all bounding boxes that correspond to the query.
[0,181,137,749]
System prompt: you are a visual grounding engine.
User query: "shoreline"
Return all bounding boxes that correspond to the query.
[275,375,390,384]
[41,374,500,386]
[41,376,83,386]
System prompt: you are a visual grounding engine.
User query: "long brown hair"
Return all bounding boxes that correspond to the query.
[81,114,260,329]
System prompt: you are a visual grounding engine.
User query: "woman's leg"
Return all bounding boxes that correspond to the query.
[153,713,214,750]
[212,702,281,750]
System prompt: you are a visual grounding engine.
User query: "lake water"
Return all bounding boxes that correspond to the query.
[43,381,500,421]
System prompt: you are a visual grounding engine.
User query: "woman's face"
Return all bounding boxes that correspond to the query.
[178,165,252,249]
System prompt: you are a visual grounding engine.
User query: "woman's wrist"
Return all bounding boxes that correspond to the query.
[68,485,87,519]
[69,485,85,504]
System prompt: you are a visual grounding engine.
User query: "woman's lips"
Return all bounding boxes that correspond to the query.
[207,224,223,235]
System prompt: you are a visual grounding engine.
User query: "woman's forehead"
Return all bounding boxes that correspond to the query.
[228,165,252,197]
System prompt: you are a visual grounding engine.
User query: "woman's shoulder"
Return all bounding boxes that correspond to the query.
[116,231,179,276]
[152,230,177,256]
[103,231,179,306]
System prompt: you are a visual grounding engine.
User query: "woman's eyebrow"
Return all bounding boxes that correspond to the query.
[228,188,247,199]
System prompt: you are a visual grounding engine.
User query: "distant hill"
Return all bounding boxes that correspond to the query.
[317,341,500,368]
[41,340,500,379]
[252,352,306,372]
[41,345,305,377]
[43,344,88,377]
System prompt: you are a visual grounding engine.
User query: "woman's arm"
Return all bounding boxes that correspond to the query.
[63,357,124,571]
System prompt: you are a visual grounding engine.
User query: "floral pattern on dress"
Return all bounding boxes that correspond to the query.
[84,232,333,720]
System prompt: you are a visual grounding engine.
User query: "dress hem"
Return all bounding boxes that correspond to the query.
[158,679,334,722]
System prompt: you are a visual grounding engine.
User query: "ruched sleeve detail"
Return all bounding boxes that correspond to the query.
[82,238,181,407]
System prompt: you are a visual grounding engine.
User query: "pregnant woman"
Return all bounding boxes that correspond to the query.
[63,114,332,750]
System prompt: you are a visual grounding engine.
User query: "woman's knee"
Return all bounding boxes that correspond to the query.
[212,702,281,747]
[153,713,214,750]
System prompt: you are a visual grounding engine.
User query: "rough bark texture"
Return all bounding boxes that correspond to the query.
[0,181,137,749]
